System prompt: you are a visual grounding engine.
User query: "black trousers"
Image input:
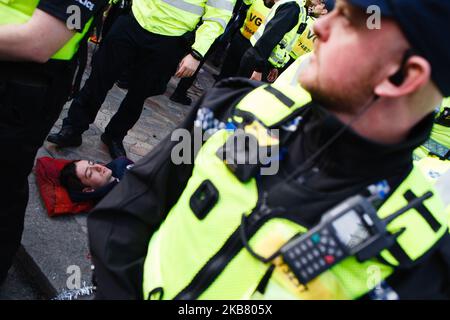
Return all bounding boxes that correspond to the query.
[0,61,75,279]
[217,32,251,81]
[63,14,189,140]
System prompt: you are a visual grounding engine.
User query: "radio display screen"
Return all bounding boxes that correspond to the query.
[332,210,371,250]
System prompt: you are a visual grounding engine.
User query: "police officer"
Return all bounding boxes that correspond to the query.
[270,0,331,81]
[217,0,307,81]
[0,0,107,284]
[88,0,450,299]
[48,0,236,159]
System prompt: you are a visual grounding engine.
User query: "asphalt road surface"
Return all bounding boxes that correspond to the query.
[0,258,44,300]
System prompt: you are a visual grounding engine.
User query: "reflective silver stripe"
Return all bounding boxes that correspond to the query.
[203,17,227,29]
[269,51,285,66]
[250,27,262,46]
[206,0,234,11]
[161,0,205,16]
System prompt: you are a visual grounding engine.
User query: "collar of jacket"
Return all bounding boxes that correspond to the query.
[300,103,435,178]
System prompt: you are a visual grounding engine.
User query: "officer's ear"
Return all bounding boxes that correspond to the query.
[374,55,431,98]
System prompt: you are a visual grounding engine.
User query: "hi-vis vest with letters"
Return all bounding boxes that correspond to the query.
[290,16,316,60]
[415,97,450,161]
[240,0,270,40]
[142,82,449,300]
[0,0,93,60]
[250,0,307,68]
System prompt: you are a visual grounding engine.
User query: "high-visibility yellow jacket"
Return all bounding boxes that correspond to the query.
[290,16,316,60]
[0,0,94,60]
[132,0,236,56]
[240,0,270,40]
[250,0,307,68]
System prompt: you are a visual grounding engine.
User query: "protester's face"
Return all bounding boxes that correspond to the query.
[299,0,408,115]
[75,160,113,190]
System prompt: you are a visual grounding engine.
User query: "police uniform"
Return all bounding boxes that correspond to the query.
[0,0,106,281]
[289,16,316,60]
[217,0,306,80]
[87,0,450,299]
[249,0,307,69]
[52,0,236,148]
[277,14,320,76]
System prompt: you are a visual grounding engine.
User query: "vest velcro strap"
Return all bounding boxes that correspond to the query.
[388,241,413,267]
[387,230,448,269]
[263,85,295,108]
[234,84,312,128]
[378,166,448,267]
[404,190,441,232]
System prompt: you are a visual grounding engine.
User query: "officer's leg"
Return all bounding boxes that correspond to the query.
[217,34,242,80]
[104,35,188,141]
[237,48,260,78]
[0,172,28,282]
[61,14,139,134]
[0,66,73,281]
[217,33,251,81]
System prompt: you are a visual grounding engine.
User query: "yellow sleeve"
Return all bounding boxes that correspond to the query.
[192,0,237,56]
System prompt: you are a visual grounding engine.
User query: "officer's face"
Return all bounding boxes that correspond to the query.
[308,0,328,17]
[75,160,113,191]
[299,0,408,117]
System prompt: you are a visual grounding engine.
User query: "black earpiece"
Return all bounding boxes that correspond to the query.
[389,49,415,86]
[389,66,406,86]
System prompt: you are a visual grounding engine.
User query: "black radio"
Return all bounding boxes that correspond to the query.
[240,189,433,285]
[280,192,432,284]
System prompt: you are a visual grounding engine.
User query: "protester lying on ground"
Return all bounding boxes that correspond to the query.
[60,157,134,203]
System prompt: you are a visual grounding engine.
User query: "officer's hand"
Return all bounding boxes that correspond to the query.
[267,68,279,82]
[175,54,200,78]
[250,71,262,81]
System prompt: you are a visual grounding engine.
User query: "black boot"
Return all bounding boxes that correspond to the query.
[101,133,127,159]
[47,126,82,147]
[169,91,192,106]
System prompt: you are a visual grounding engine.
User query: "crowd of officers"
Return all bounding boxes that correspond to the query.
[0,0,449,300]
